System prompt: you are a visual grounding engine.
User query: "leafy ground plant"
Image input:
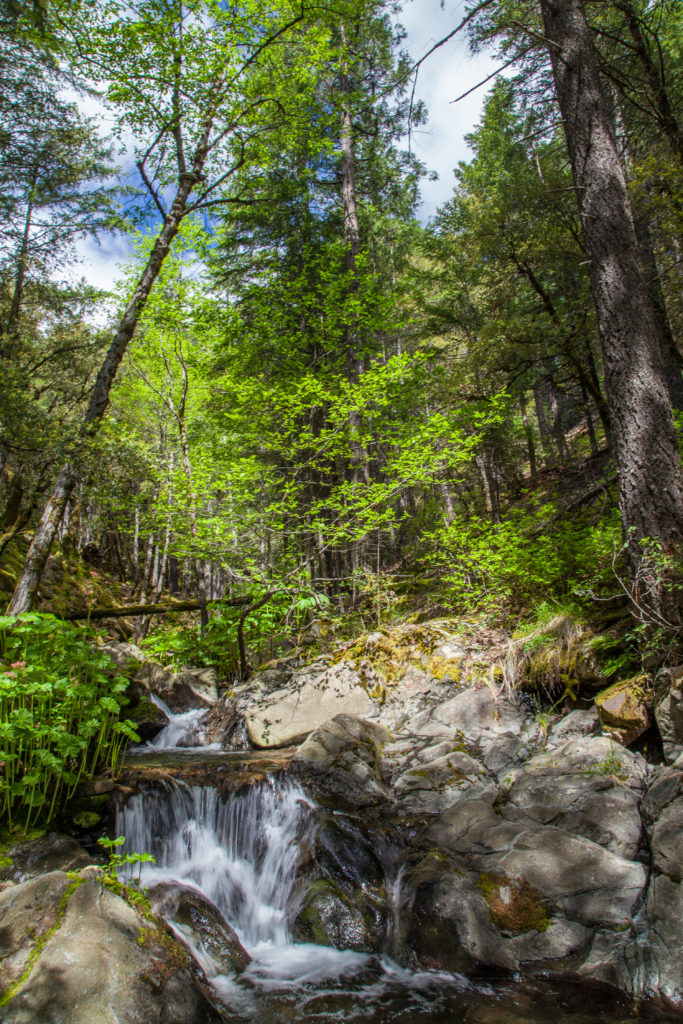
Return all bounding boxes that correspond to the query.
[0,613,138,829]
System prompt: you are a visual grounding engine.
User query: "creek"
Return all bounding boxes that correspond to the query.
[117,702,674,1024]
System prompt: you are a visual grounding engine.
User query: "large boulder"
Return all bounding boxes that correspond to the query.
[291,714,391,808]
[0,869,222,1023]
[246,662,375,748]
[654,666,683,764]
[503,736,645,860]
[404,855,517,975]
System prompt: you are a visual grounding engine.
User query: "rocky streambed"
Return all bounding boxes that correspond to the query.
[1,619,682,1022]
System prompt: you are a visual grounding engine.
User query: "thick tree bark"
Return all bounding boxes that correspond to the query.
[539,0,683,617]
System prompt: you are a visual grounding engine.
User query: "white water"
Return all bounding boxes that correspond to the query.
[142,694,220,750]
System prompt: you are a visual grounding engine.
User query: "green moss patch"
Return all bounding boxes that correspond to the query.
[477,873,550,934]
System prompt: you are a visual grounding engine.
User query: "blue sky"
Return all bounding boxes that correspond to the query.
[72,0,496,296]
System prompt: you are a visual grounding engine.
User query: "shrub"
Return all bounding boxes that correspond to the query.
[0,613,138,829]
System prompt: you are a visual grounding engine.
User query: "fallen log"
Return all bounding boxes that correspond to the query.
[61,596,253,622]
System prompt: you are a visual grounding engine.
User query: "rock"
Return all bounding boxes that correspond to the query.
[126,693,168,741]
[504,737,644,859]
[0,871,222,1023]
[246,660,375,748]
[134,662,218,712]
[650,796,683,881]
[654,666,683,764]
[101,640,146,672]
[149,883,250,973]
[200,693,239,747]
[478,827,646,929]
[394,750,495,815]
[595,674,653,747]
[410,686,541,777]
[546,708,600,747]
[506,918,592,965]
[580,875,683,1006]
[0,871,73,993]
[0,832,90,883]
[291,877,382,953]
[175,667,219,706]
[292,715,392,808]
[404,856,517,975]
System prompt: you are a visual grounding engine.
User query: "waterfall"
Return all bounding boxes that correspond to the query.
[117,776,311,952]
[142,694,218,750]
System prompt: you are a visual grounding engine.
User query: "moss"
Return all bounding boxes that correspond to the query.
[0,855,14,870]
[0,876,84,1007]
[476,873,550,935]
[72,810,101,829]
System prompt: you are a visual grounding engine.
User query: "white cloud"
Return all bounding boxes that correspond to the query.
[398,0,497,220]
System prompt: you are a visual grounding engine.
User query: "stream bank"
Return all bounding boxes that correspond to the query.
[1,617,682,1021]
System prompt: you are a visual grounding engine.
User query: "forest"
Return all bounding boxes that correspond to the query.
[0,0,682,1014]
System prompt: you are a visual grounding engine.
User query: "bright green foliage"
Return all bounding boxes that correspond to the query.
[0,614,138,829]
[422,501,622,617]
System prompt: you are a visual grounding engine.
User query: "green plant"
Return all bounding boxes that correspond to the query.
[0,613,139,829]
[97,835,155,909]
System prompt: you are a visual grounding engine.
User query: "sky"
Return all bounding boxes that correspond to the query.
[72,0,497,296]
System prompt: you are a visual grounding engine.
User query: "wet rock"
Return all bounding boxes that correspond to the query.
[201,693,239,747]
[150,883,250,973]
[595,675,653,747]
[0,832,90,883]
[654,665,683,765]
[246,661,375,748]
[291,877,383,953]
[0,871,222,1023]
[134,662,218,712]
[127,693,168,741]
[404,856,517,975]
[292,714,391,808]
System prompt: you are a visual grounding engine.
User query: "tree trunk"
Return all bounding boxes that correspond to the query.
[519,392,537,478]
[7,171,201,615]
[539,0,683,616]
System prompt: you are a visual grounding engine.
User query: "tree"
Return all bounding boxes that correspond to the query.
[7,0,313,614]
[537,0,683,624]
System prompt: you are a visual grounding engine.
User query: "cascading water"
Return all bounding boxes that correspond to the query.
[142,694,218,750]
[117,776,311,952]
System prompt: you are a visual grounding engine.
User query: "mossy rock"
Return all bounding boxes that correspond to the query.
[595,674,653,746]
[291,878,383,953]
[476,873,550,935]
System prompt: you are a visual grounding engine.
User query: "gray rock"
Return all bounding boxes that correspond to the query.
[404,857,517,974]
[504,738,644,859]
[1,832,90,883]
[481,827,646,929]
[546,708,600,747]
[506,918,592,964]
[134,662,218,712]
[580,875,683,1006]
[642,764,683,823]
[0,871,221,1024]
[654,666,683,764]
[246,661,375,747]
[650,797,683,881]
[292,715,391,808]
[394,750,495,815]
[101,640,145,671]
